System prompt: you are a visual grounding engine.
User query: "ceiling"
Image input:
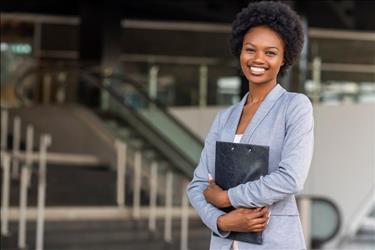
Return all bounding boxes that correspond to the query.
[1,0,375,31]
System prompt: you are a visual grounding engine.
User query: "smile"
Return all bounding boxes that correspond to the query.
[249,66,266,75]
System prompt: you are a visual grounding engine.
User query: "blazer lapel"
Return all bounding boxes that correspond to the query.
[221,92,249,142]
[241,84,286,143]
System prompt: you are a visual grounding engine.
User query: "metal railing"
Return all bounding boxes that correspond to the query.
[1,110,52,250]
[0,109,193,250]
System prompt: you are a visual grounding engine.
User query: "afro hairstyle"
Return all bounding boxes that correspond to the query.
[230,1,305,75]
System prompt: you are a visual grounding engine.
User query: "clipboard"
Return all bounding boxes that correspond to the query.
[214,141,269,244]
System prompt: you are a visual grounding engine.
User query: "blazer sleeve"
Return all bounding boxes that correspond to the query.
[228,94,314,208]
[186,112,230,237]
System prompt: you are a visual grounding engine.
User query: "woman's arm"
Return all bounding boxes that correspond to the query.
[228,94,314,208]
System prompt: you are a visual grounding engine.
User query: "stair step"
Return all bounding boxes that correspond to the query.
[1,219,210,250]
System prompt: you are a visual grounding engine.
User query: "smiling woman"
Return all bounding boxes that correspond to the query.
[187,2,314,250]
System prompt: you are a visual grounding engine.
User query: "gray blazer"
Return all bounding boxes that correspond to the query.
[186,84,314,249]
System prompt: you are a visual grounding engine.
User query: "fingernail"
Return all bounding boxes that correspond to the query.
[268,212,271,217]
[267,218,270,224]
[208,174,213,181]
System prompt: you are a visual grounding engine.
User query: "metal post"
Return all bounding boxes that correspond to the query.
[164,170,173,243]
[1,109,8,150]
[312,57,322,105]
[35,134,52,250]
[299,197,311,249]
[115,140,127,207]
[149,161,158,232]
[132,151,142,219]
[100,77,111,111]
[12,117,21,179]
[180,179,189,250]
[43,73,52,104]
[148,65,159,100]
[18,164,29,249]
[1,153,11,236]
[56,72,67,104]
[26,125,34,188]
[199,64,208,107]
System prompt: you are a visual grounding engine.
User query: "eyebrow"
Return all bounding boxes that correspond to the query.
[244,42,280,51]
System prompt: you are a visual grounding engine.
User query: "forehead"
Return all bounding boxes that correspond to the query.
[243,25,284,48]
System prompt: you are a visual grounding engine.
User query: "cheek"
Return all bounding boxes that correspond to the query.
[271,58,284,71]
[240,55,248,69]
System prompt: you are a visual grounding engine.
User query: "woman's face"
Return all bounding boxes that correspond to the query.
[240,25,285,86]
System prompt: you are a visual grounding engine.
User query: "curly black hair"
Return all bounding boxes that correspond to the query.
[230,1,304,75]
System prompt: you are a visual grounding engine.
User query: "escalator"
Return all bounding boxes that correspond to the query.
[14,64,204,178]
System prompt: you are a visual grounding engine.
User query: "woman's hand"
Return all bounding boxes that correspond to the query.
[203,178,231,208]
[217,207,270,233]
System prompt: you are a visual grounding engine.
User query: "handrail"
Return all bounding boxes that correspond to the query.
[14,64,204,177]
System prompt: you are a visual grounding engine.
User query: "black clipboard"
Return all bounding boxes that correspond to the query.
[213,141,269,245]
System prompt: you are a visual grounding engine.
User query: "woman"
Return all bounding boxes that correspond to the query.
[186,1,314,250]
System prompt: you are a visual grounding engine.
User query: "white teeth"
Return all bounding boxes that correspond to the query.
[250,67,266,73]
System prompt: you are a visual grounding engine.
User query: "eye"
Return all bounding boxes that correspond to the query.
[245,47,255,53]
[265,51,277,56]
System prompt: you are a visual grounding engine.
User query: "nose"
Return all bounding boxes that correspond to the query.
[253,51,265,64]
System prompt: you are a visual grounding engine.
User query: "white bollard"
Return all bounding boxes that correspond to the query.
[164,170,173,243]
[18,164,29,249]
[115,140,127,207]
[12,117,21,179]
[1,154,11,236]
[35,134,52,250]
[26,125,34,188]
[180,179,189,250]
[1,109,8,150]
[132,151,142,219]
[299,197,311,249]
[149,161,158,232]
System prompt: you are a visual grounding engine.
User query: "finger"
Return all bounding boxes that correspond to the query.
[248,223,267,231]
[258,208,269,217]
[248,217,268,225]
[250,222,267,230]
[261,206,269,213]
[260,210,269,219]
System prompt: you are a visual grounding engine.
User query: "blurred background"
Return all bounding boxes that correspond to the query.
[1,1,374,249]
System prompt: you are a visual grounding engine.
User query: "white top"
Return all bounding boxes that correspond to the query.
[233,134,243,143]
[232,134,243,250]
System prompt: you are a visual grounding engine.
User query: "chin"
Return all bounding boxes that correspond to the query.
[248,76,274,86]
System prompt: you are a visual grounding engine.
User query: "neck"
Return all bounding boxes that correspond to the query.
[248,82,277,104]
